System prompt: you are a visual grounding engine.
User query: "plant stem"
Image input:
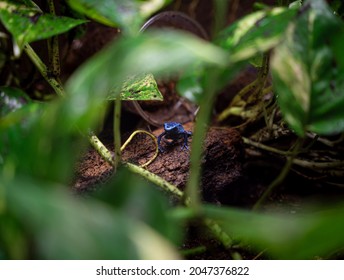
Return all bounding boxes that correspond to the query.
[204,218,233,248]
[23,44,65,97]
[185,0,232,211]
[243,136,294,156]
[125,162,185,199]
[88,133,114,166]
[114,97,122,170]
[212,0,230,38]
[253,138,304,210]
[121,130,158,167]
[186,68,220,213]
[126,161,232,247]
[47,0,60,78]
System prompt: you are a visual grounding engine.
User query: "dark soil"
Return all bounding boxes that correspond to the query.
[74,123,244,205]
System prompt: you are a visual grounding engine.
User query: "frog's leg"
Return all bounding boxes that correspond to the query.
[181,133,190,151]
[157,131,166,153]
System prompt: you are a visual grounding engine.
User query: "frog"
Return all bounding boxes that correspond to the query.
[157,122,192,153]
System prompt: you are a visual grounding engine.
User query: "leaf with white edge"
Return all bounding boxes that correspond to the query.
[216,7,297,62]
[0,87,31,117]
[271,0,344,136]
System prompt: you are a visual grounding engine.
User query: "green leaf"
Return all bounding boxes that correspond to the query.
[204,204,344,259]
[95,167,182,245]
[0,103,83,183]
[271,0,344,136]
[108,73,163,101]
[0,1,87,52]
[216,7,297,62]
[3,177,179,259]
[67,0,171,34]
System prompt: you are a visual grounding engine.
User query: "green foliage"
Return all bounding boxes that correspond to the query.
[67,0,171,34]
[1,0,344,260]
[1,172,179,259]
[204,204,344,259]
[0,0,87,53]
[271,0,344,136]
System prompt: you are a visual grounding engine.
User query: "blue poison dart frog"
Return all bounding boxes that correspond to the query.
[157,122,192,153]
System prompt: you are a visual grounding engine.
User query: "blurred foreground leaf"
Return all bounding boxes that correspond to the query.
[0,87,31,117]
[271,0,344,136]
[204,204,344,259]
[2,176,179,259]
[67,0,171,34]
[95,167,182,246]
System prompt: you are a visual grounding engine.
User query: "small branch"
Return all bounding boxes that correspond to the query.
[88,133,114,166]
[243,136,293,156]
[23,44,64,97]
[204,218,233,248]
[181,246,207,257]
[186,68,220,213]
[292,159,344,170]
[47,0,60,78]
[114,97,122,170]
[217,79,258,122]
[253,138,304,210]
[125,162,184,198]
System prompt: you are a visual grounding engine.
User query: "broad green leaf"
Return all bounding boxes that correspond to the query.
[0,1,87,52]
[0,87,31,117]
[66,29,228,125]
[108,73,163,101]
[67,0,171,34]
[0,103,83,183]
[216,7,297,62]
[3,177,179,259]
[177,70,204,103]
[204,204,344,259]
[271,0,344,136]
[95,168,182,245]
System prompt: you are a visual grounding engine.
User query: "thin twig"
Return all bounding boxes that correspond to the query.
[125,162,184,198]
[47,0,60,78]
[88,133,114,166]
[23,44,64,97]
[121,130,158,168]
[243,136,293,156]
[253,138,304,210]
[114,97,122,170]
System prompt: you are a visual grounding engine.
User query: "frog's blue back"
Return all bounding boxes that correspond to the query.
[164,122,182,131]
